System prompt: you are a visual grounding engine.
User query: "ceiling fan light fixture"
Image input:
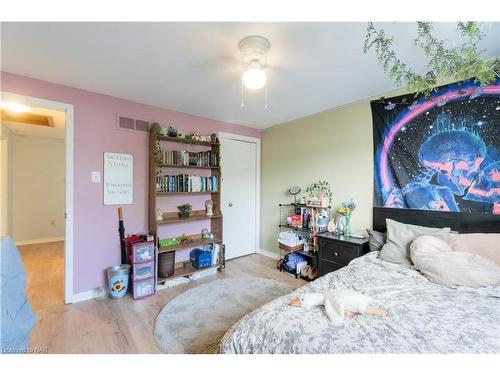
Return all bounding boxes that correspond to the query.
[238,35,271,108]
[242,62,267,90]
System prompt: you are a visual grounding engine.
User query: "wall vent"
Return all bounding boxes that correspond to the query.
[135,120,150,132]
[118,116,150,133]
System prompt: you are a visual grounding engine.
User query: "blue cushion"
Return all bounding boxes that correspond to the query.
[1,236,37,354]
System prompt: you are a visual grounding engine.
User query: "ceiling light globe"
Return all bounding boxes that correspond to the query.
[242,67,267,90]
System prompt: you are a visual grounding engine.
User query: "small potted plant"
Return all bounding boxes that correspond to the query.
[151,122,162,136]
[305,181,332,207]
[177,204,192,219]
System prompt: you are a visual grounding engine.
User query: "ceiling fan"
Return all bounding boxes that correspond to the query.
[238,35,271,108]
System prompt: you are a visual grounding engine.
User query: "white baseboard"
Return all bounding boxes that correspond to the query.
[15,236,64,246]
[256,248,280,260]
[72,287,106,304]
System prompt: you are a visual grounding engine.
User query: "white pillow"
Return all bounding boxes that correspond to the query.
[448,233,500,266]
[410,235,500,287]
[378,219,450,266]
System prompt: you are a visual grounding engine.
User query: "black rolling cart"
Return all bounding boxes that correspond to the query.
[277,203,330,281]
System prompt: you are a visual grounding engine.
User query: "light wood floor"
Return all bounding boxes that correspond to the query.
[18,241,65,311]
[19,242,306,354]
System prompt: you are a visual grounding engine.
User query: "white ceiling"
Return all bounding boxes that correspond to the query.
[1,22,499,129]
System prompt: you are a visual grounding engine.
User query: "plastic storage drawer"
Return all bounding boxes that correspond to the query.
[131,260,155,281]
[130,241,155,263]
[132,277,155,299]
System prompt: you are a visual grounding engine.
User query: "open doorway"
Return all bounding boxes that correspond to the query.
[1,93,74,305]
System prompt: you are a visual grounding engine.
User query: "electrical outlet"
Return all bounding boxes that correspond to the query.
[91,171,101,183]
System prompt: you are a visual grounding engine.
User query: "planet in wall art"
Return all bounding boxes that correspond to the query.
[371,79,500,215]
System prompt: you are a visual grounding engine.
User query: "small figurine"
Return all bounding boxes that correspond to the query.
[327,220,335,233]
[168,126,177,137]
[210,133,217,143]
[201,228,214,240]
[177,130,185,139]
[179,234,193,243]
[205,200,214,216]
[156,209,164,222]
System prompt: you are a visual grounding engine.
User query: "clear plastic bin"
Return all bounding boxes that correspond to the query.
[132,277,155,299]
[131,260,155,281]
[130,241,155,263]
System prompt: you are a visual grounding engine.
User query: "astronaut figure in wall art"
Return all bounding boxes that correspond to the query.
[371,79,500,215]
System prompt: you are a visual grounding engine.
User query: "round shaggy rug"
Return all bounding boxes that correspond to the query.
[153,277,294,354]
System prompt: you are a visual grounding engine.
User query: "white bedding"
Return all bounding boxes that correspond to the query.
[218,252,500,354]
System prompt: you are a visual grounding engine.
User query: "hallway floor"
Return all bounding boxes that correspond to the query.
[18,240,64,311]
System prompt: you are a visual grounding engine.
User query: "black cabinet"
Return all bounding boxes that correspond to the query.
[317,233,369,277]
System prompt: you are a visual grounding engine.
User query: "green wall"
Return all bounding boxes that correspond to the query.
[260,92,402,254]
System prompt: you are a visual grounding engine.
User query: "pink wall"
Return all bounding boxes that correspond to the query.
[1,71,260,294]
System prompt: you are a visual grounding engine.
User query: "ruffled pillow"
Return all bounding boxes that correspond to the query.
[410,235,500,287]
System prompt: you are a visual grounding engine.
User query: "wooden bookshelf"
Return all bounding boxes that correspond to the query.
[157,262,221,283]
[157,210,222,225]
[156,191,219,196]
[155,134,220,147]
[148,128,224,283]
[157,163,220,170]
[158,234,223,254]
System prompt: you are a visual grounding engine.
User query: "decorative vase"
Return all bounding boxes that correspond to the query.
[334,215,344,235]
[343,214,351,237]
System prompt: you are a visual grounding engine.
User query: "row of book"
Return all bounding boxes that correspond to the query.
[159,149,218,167]
[291,206,311,228]
[156,174,219,193]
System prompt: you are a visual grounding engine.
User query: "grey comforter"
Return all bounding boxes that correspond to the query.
[219,252,500,354]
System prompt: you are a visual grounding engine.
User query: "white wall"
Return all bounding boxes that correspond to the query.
[1,124,13,237]
[11,134,65,242]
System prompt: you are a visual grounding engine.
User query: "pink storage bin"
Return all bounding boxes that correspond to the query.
[131,260,155,281]
[130,241,155,263]
[132,277,155,299]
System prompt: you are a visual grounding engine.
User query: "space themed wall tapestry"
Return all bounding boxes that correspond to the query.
[371,79,500,216]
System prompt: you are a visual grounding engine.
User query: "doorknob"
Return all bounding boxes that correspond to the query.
[228,202,234,207]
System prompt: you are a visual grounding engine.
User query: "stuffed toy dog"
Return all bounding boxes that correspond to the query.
[300,265,318,280]
[290,289,387,324]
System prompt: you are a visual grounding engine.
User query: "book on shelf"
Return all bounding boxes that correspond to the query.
[160,149,218,167]
[156,174,219,193]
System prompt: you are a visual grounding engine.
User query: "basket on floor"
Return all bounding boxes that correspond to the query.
[158,251,175,278]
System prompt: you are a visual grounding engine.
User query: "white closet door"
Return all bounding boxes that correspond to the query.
[221,137,257,259]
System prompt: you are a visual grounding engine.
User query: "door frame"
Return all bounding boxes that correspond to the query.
[218,132,261,256]
[1,91,74,304]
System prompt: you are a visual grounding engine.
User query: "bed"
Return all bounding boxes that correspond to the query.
[219,251,499,354]
[218,209,500,354]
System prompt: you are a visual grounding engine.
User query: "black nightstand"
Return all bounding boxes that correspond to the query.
[316,233,369,276]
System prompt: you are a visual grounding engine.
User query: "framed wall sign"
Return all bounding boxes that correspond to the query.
[103,152,133,205]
